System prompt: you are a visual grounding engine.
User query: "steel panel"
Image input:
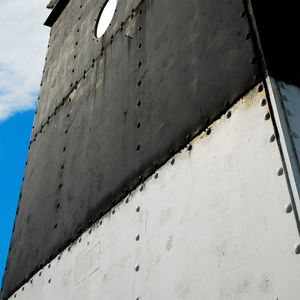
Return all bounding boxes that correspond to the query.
[275,81,300,173]
[1,0,260,297]
[8,86,300,300]
[266,77,300,223]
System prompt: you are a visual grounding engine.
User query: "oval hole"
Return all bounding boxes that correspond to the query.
[96,0,118,38]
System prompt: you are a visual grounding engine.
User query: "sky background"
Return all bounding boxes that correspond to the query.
[0,0,50,286]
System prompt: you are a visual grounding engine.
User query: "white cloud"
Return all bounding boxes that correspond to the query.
[0,0,50,121]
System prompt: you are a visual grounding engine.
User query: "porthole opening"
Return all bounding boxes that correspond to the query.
[95,0,118,38]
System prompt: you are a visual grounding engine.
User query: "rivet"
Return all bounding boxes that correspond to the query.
[261,98,267,106]
[277,167,284,176]
[294,243,300,255]
[171,159,175,165]
[137,100,141,106]
[112,209,115,215]
[270,134,275,142]
[154,173,158,179]
[188,144,192,151]
[48,279,51,284]
[30,279,33,284]
[79,237,82,243]
[22,287,24,291]
[136,145,141,151]
[227,111,231,119]
[68,246,71,252]
[136,234,140,241]
[138,43,142,48]
[48,264,51,268]
[138,61,142,67]
[125,198,129,204]
[140,186,143,192]
[58,255,61,260]
[137,122,141,128]
[265,112,270,120]
[206,128,211,135]
[285,203,293,214]
[99,220,103,225]
[138,80,142,86]
[39,272,42,276]
[89,228,92,234]
[135,265,140,272]
[258,84,264,92]
[136,206,140,213]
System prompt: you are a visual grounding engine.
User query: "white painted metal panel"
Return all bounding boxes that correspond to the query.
[10,85,300,299]
[266,77,300,219]
[278,82,300,159]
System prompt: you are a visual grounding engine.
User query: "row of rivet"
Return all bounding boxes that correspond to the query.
[260,84,300,255]
[31,0,147,148]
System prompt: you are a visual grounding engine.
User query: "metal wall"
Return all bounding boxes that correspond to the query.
[1,0,261,297]
[7,86,300,300]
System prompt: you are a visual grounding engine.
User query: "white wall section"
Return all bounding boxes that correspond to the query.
[266,77,300,220]
[9,84,300,299]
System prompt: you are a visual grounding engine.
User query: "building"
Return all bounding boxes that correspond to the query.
[1,0,300,299]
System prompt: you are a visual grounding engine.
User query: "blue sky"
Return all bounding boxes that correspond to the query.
[0,110,35,283]
[0,0,50,286]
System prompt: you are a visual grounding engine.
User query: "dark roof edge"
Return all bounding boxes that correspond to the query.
[44,0,70,27]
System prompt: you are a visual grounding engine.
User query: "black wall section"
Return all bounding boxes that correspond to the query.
[1,0,260,298]
[250,0,300,86]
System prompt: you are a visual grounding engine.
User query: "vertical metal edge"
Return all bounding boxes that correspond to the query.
[266,76,300,236]
[243,0,268,78]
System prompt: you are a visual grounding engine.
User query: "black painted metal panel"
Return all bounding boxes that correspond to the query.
[1,0,260,297]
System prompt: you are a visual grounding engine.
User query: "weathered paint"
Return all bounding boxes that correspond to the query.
[8,85,300,300]
[1,0,260,296]
[266,77,300,234]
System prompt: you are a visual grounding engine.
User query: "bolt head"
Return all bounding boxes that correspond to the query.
[265,112,270,120]
[285,203,293,214]
[270,134,276,143]
[294,243,300,255]
[277,167,284,176]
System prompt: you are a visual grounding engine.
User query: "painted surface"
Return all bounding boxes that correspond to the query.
[266,78,300,223]
[9,86,300,300]
[2,0,260,295]
[276,81,300,173]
